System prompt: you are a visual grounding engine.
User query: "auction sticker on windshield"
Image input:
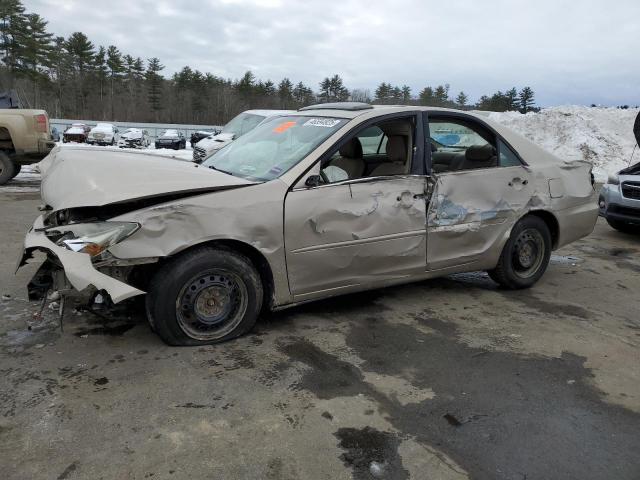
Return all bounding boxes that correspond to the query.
[303,118,342,128]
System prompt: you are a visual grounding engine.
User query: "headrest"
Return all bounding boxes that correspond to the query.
[339,137,363,159]
[386,135,407,163]
[466,144,496,162]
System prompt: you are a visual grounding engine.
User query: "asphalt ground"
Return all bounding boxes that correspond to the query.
[1,191,639,480]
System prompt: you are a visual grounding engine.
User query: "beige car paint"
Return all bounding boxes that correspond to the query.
[20,106,598,311]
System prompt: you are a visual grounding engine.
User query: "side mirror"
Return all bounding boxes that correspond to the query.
[430,142,438,153]
[305,175,322,187]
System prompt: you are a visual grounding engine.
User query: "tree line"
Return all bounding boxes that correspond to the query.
[0,0,538,125]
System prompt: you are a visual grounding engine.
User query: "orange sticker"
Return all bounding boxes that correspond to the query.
[273,121,296,133]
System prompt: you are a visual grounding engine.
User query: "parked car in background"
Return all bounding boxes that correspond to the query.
[599,161,640,233]
[21,103,598,346]
[155,129,186,150]
[51,126,60,142]
[190,130,218,148]
[118,128,150,149]
[87,123,119,146]
[0,108,55,184]
[192,110,293,163]
[62,123,90,143]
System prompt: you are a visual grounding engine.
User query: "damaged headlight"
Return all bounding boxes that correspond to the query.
[45,222,139,257]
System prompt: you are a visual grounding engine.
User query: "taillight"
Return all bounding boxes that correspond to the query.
[34,114,48,133]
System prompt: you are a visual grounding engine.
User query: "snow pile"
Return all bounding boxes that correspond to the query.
[1,164,40,193]
[488,106,639,181]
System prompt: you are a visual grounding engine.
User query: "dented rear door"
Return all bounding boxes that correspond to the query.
[426,166,534,271]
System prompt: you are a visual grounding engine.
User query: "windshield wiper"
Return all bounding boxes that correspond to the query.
[207,164,236,176]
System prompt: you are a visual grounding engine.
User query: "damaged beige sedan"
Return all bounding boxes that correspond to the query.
[19,103,598,345]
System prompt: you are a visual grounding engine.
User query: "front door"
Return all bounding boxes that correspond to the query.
[284,113,428,300]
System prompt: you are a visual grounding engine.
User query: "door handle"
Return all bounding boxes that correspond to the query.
[413,193,426,199]
[508,178,528,187]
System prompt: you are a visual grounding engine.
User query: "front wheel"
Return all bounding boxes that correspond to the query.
[9,162,21,179]
[146,247,263,346]
[488,215,551,289]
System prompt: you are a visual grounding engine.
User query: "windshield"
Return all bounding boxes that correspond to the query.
[203,115,346,181]
[221,112,266,137]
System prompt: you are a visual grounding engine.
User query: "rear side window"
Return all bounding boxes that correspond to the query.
[498,140,522,167]
[358,126,386,155]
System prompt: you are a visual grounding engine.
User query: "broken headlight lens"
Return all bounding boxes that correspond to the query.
[45,222,139,257]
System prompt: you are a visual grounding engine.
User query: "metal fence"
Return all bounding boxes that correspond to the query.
[50,119,222,142]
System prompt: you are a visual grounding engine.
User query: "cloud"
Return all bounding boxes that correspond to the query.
[24,0,640,106]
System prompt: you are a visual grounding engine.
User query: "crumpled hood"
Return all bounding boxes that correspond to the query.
[39,146,254,210]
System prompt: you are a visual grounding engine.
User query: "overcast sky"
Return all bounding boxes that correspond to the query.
[24,0,640,106]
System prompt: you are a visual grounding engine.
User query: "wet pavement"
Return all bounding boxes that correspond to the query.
[1,193,639,480]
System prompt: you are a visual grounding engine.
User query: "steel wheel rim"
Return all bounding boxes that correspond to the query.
[512,228,545,279]
[176,269,248,341]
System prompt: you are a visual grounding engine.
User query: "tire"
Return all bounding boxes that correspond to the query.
[488,215,552,289]
[146,247,263,346]
[9,162,21,179]
[0,151,16,185]
[606,217,639,234]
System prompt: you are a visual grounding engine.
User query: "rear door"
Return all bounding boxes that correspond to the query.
[425,113,534,271]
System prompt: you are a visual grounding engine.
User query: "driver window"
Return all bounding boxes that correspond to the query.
[429,118,497,173]
[321,118,414,183]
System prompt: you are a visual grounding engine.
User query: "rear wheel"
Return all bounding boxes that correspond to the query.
[0,151,16,185]
[488,215,551,289]
[146,247,263,346]
[606,217,640,234]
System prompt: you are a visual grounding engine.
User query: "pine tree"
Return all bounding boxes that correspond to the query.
[293,81,314,107]
[145,57,164,119]
[278,77,293,108]
[506,87,518,111]
[374,82,391,104]
[318,77,331,103]
[419,86,434,106]
[20,13,52,104]
[106,45,123,119]
[0,0,26,80]
[519,87,536,113]
[93,46,107,110]
[65,32,95,116]
[401,85,411,104]
[455,91,468,107]
[434,85,448,106]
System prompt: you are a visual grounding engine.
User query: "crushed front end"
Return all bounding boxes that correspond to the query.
[18,213,148,304]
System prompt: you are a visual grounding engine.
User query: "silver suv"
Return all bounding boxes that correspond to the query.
[193,109,293,163]
[599,162,640,233]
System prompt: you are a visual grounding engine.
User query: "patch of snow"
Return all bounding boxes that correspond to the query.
[488,106,639,181]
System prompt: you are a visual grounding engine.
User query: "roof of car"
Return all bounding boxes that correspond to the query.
[244,109,295,117]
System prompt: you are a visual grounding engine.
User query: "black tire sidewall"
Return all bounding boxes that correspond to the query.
[0,152,16,184]
[606,217,639,234]
[499,216,552,289]
[148,248,263,346]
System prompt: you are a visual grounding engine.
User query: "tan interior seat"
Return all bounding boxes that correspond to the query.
[370,135,408,176]
[329,137,365,179]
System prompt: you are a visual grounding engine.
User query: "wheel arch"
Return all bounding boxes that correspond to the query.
[135,238,277,311]
[525,209,560,249]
